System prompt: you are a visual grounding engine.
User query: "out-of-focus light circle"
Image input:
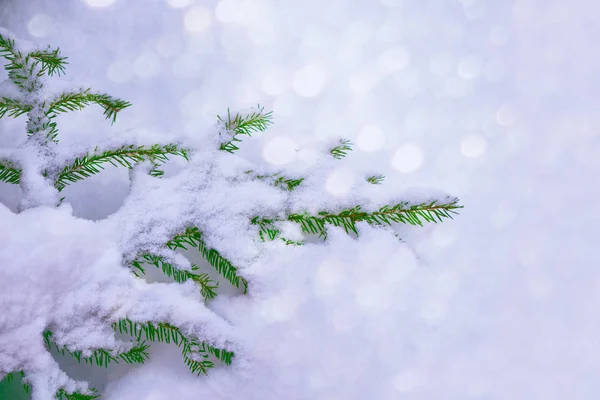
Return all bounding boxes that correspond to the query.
[356,125,385,152]
[461,134,487,158]
[263,137,297,165]
[82,0,117,7]
[262,67,290,96]
[156,34,184,58]
[215,0,241,23]
[429,53,454,77]
[107,59,133,83]
[325,169,355,197]
[184,6,212,33]
[167,0,194,7]
[179,90,204,117]
[355,282,390,312]
[349,68,381,93]
[484,59,505,81]
[377,47,410,74]
[27,14,53,37]
[392,143,423,173]
[272,93,297,117]
[292,63,327,97]
[134,51,161,79]
[496,106,517,126]
[457,55,482,79]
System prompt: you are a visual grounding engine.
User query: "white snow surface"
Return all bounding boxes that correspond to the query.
[1,0,600,399]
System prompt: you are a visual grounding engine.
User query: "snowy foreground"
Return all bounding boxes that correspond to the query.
[1,0,600,399]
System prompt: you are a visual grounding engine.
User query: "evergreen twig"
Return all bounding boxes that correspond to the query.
[111,319,234,376]
[0,97,31,119]
[48,89,130,123]
[55,388,100,400]
[43,331,150,368]
[55,144,188,191]
[329,138,353,159]
[27,48,68,77]
[218,106,273,153]
[167,227,248,293]
[132,254,218,300]
[366,175,385,185]
[0,161,21,184]
[288,199,463,237]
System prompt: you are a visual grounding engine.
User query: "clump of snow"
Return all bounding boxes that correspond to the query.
[0,203,232,399]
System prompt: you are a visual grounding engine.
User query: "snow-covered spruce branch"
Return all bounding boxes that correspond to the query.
[0,160,20,184]
[166,227,249,293]
[218,105,273,153]
[0,96,31,118]
[287,200,462,237]
[131,254,218,301]
[48,89,132,124]
[2,371,32,397]
[43,331,150,367]
[0,31,135,210]
[55,388,99,400]
[54,144,189,191]
[0,31,462,400]
[112,319,234,374]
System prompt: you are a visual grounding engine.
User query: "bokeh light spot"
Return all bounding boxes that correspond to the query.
[82,0,117,7]
[215,0,241,23]
[107,59,133,83]
[356,125,385,152]
[377,47,410,74]
[262,67,290,96]
[292,63,327,97]
[461,134,487,158]
[27,14,53,38]
[496,105,518,126]
[391,143,423,173]
[184,6,212,33]
[457,55,483,79]
[167,0,195,8]
[134,51,161,79]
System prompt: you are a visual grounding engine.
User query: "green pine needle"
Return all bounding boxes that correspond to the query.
[55,143,188,191]
[48,89,130,123]
[248,170,304,191]
[329,138,353,159]
[167,227,248,293]
[218,105,273,154]
[366,175,385,184]
[111,319,233,375]
[0,34,18,61]
[0,96,31,119]
[288,199,463,237]
[132,254,218,300]
[28,47,68,77]
[0,161,21,184]
[251,216,281,242]
[56,388,100,400]
[0,371,30,395]
[43,331,150,368]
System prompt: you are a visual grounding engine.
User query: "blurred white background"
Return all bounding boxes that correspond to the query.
[1,0,599,399]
